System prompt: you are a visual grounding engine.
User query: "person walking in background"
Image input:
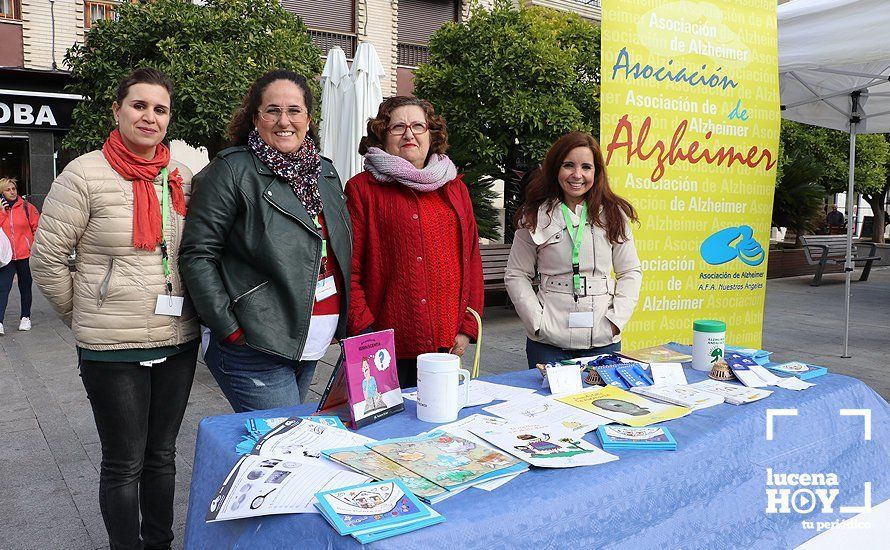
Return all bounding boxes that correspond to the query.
[346,96,483,388]
[30,68,199,550]
[506,131,642,369]
[0,177,39,334]
[180,69,351,412]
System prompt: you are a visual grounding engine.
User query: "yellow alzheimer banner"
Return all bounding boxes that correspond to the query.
[600,0,780,349]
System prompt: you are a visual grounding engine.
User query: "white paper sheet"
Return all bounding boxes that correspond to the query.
[649,363,688,386]
[483,393,610,433]
[252,417,375,459]
[403,380,537,407]
[206,454,370,521]
[546,364,584,395]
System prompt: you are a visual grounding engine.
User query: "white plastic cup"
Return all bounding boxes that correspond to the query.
[692,320,726,371]
[415,353,470,423]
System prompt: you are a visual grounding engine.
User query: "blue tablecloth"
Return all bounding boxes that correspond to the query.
[184,368,890,549]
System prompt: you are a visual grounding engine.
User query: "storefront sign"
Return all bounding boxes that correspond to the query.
[600,0,780,349]
[0,94,77,130]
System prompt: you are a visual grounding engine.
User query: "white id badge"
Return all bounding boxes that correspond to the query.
[315,276,336,301]
[568,311,595,328]
[155,295,184,316]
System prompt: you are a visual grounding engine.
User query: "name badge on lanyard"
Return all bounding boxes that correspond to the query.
[154,167,183,317]
[313,215,337,302]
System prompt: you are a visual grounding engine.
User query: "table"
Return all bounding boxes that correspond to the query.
[184,368,890,549]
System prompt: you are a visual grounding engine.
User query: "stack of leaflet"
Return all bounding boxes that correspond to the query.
[765,361,828,380]
[724,352,815,391]
[663,342,772,365]
[595,425,677,451]
[315,479,444,543]
[595,362,653,390]
[322,430,527,502]
[689,380,773,405]
[620,345,693,364]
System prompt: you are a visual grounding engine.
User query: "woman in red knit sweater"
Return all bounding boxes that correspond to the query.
[346,96,483,388]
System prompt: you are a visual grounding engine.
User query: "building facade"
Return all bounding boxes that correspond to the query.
[0,0,600,205]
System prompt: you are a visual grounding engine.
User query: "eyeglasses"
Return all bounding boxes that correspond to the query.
[387,122,429,136]
[258,107,307,123]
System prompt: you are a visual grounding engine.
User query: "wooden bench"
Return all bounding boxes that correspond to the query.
[480,243,512,294]
[799,235,881,286]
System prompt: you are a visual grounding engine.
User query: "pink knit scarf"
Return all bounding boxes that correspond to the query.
[363,147,457,192]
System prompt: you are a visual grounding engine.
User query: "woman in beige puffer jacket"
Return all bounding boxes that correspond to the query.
[30,68,199,550]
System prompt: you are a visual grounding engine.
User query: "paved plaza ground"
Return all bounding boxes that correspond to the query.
[1,267,888,549]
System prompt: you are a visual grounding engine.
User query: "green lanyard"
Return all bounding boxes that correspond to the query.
[560,202,588,300]
[312,215,328,271]
[159,168,172,295]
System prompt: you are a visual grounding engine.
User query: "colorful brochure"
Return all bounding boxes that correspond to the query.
[367,431,527,491]
[317,329,405,429]
[321,446,450,503]
[471,422,618,468]
[615,363,653,387]
[483,392,610,433]
[630,384,725,410]
[595,365,630,390]
[596,425,677,451]
[555,385,692,427]
[689,380,773,405]
[765,361,828,380]
[619,345,693,364]
[314,479,444,541]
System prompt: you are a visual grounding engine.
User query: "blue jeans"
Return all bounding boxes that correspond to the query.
[525,338,621,370]
[79,347,197,550]
[204,333,316,412]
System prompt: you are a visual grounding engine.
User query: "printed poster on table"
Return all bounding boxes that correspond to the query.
[600,0,780,349]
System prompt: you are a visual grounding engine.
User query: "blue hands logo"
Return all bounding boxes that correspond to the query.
[700,225,765,266]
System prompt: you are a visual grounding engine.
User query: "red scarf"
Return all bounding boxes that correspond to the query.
[102,129,187,250]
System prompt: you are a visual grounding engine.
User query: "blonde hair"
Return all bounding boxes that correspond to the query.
[0,177,17,192]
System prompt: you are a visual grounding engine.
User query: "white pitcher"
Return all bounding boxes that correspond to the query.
[415,353,470,423]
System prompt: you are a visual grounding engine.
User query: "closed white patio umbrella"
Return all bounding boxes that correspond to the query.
[343,41,385,182]
[319,46,354,183]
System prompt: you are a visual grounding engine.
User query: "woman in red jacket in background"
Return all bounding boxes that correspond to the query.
[0,177,39,334]
[346,96,483,388]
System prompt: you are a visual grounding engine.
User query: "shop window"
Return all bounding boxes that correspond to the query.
[84,1,119,28]
[0,0,21,21]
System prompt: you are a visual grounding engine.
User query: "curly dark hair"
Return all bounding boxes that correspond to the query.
[227,69,317,146]
[358,96,448,161]
[514,131,638,244]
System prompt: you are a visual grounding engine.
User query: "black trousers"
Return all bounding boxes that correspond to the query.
[0,258,32,323]
[80,347,197,550]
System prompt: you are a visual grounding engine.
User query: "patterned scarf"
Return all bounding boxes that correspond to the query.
[363,147,457,192]
[248,130,323,216]
[102,129,186,251]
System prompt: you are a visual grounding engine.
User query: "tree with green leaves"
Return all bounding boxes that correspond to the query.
[413,0,600,240]
[64,0,323,158]
[779,120,890,243]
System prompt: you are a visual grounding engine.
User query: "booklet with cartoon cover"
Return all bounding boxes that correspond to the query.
[314,479,444,540]
[765,361,827,380]
[317,329,405,429]
[470,422,618,468]
[619,345,692,364]
[555,385,692,427]
[595,425,677,450]
[321,446,452,504]
[367,430,527,491]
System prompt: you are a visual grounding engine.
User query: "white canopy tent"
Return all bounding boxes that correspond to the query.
[778,0,890,357]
